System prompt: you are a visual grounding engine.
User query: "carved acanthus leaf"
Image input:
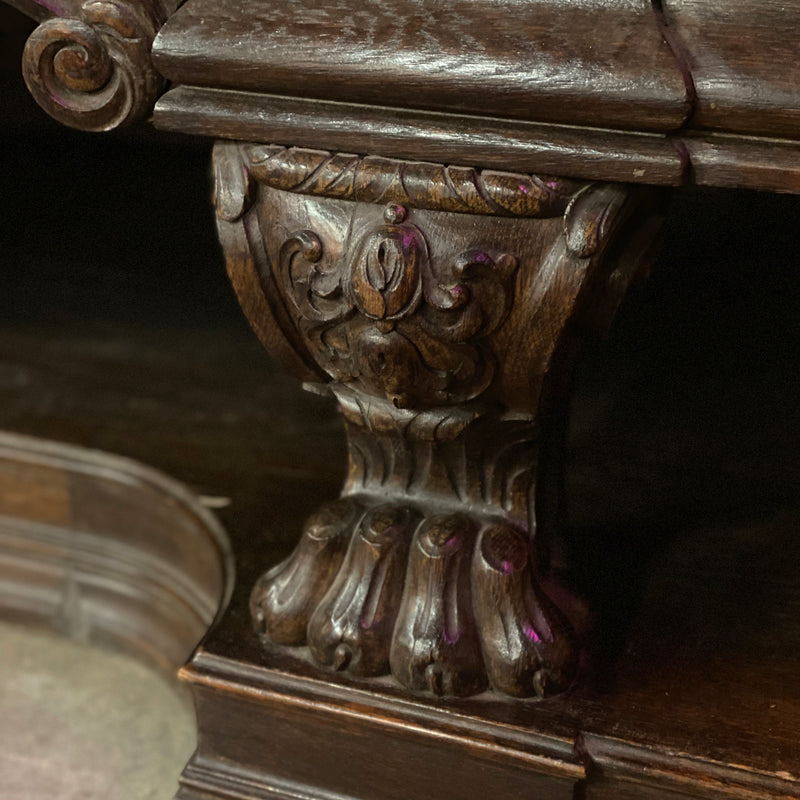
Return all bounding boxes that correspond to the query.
[273,205,519,408]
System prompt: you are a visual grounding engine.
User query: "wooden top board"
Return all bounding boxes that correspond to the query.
[663,0,800,139]
[150,0,800,193]
[151,0,690,133]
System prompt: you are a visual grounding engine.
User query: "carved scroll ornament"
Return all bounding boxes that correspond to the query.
[214,142,663,698]
[12,0,176,130]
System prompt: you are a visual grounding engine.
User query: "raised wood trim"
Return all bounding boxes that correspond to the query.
[153,87,800,195]
[176,643,800,800]
[155,87,688,187]
[580,733,800,800]
[177,648,583,800]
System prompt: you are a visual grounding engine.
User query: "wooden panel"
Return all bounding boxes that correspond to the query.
[179,651,582,800]
[151,0,690,133]
[664,0,800,138]
[582,734,800,800]
[154,86,688,186]
[684,135,800,194]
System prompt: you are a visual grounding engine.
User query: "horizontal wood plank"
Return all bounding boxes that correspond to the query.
[684,135,800,194]
[154,86,688,186]
[151,0,690,133]
[663,0,800,138]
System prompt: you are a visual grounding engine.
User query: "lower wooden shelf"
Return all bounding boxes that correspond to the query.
[0,434,797,799]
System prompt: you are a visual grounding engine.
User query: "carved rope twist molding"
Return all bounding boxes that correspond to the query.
[243,144,585,218]
[20,0,173,131]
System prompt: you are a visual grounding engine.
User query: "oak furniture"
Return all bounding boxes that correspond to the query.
[2,0,800,798]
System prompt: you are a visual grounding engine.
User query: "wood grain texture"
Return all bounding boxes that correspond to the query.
[178,651,583,800]
[151,0,689,132]
[214,141,665,698]
[153,88,800,195]
[663,0,800,139]
[154,87,689,186]
[183,502,800,800]
[683,135,800,194]
[2,122,799,796]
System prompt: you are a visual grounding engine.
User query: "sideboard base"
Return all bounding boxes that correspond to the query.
[175,646,583,800]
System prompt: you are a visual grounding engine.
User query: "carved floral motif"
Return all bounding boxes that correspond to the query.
[275,203,519,408]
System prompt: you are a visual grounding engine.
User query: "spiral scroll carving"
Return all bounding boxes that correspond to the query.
[21,0,167,131]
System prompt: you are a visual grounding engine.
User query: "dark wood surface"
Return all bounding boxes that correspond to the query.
[151,0,689,133]
[146,0,800,196]
[152,87,800,194]
[8,0,800,194]
[213,139,665,699]
[663,0,800,139]
[683,134,800,195]
[2,124,798,795]
[9,0,177,132]
[155,87,688,187]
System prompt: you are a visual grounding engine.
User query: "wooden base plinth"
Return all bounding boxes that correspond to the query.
[176,646,583,800]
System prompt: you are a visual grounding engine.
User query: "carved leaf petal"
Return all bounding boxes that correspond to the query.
[306,505,418,676]
[250,499,362,645]
[390,514,486,697]
[472,525,578,697]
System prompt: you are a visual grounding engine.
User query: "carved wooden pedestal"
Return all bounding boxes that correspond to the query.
[213,142,663,701]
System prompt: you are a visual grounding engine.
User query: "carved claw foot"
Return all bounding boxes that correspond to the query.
[390,512,485,697]
[307,504,418,676]
[250,498,361,645]
[472,524,577,697]
[217,141,664,699]
[251,499,578,698]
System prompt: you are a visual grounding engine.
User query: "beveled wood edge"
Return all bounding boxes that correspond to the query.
[153,86,687,187]
[177,648,800,800]
[0,430,235,678]
[153,87,800,195]
[579,733,800,800]
[182,647,582,773]
[177,757,345,800]
[682,134,800,195]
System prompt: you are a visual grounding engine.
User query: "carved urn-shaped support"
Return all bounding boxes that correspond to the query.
[213,141,662,699]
